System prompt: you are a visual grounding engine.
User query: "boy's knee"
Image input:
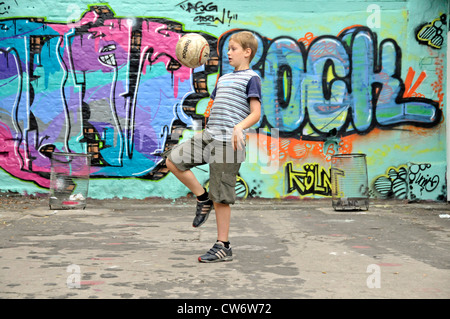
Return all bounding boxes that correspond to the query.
[166,157,187,173]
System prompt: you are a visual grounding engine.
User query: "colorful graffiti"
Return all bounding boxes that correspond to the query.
[372,163,446,201]
[218,28,441,139]
[0,2,446,201]
[0,5,218,187]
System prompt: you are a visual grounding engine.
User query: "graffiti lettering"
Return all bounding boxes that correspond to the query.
[0,5,443,193]
[408,163,439,194]
[176,0,217,13]
[219,29,442,140]
[194,8,238,27]
[0,1,11,15]
[175,1,238,27]
[285,162,331,196]
[373,163,443,200]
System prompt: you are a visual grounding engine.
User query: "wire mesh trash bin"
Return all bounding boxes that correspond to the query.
[49,152,92,210]
[331,153,369,211]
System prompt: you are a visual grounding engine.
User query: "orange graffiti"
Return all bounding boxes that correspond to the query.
[337,24,365,37]
[287,138,311,159]
[338,135,353,154]
[431,54,444,112]
[252,134,354,163]
[298,32,315,47]
[204,98,214,118]
[403,67,426,98]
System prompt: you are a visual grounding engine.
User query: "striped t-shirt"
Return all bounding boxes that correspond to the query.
[206,69,262,142]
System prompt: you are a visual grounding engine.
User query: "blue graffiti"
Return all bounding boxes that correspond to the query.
[219,28,441,139]
[0,7,442,186]
[0,6,217,184]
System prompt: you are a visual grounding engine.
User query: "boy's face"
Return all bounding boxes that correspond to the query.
[227,39,251,70]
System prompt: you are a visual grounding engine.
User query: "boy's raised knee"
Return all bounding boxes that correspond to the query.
[165,158,175,172]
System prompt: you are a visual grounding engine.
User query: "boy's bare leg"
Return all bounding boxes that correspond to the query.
[166,158,205,197]
[214,202,231,242]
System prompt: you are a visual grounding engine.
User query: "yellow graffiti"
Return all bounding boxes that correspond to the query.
[416,15,446,49]
[372,165,408,199]
[285,161,331,196]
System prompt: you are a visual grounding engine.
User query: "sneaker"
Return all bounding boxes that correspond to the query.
[198,241,233,263]
[193,199,213,227]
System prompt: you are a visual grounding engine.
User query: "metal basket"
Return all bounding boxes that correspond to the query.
[331,153,369,210]
[49,152,92,210]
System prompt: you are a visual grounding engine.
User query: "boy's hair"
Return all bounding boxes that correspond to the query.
[230,31,258,62]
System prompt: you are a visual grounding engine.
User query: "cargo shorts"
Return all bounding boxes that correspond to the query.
[164,131,245,205]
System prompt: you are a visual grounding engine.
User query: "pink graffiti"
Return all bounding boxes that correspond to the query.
[0,122,50,188]
[56,14,192,98]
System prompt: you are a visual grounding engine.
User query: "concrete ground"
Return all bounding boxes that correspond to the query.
[0,195,449,301]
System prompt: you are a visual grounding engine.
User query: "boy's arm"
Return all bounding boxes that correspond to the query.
[232,97,261,150]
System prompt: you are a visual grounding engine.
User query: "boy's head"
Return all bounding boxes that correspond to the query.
[229,31,258,62]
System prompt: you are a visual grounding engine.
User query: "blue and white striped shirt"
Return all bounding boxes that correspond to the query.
[206,69,261,141]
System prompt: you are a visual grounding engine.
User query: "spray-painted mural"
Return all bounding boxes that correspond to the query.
[0,0,447,201]
[0,6,218,185]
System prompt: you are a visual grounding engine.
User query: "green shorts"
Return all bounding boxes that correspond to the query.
[165,131,245,204]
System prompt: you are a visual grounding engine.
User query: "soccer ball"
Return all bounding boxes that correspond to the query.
[175,33,210,69]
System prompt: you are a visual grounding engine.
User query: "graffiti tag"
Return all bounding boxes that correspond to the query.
[175,1,238,27]
[285,162,331,196]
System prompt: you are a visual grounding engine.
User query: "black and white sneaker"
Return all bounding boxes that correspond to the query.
[193,199,213,227]
[198,241,233,263]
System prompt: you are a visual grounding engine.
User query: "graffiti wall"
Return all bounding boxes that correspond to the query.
[0,0,447,201]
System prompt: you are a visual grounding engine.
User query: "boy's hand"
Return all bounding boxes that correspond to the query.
[232,125,245,151]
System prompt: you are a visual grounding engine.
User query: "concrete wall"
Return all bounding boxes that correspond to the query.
[0,0,447,201]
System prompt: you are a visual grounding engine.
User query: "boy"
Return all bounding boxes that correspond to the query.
[165,31,261,262]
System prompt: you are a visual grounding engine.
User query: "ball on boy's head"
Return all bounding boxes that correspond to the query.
[176,33,210,69]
